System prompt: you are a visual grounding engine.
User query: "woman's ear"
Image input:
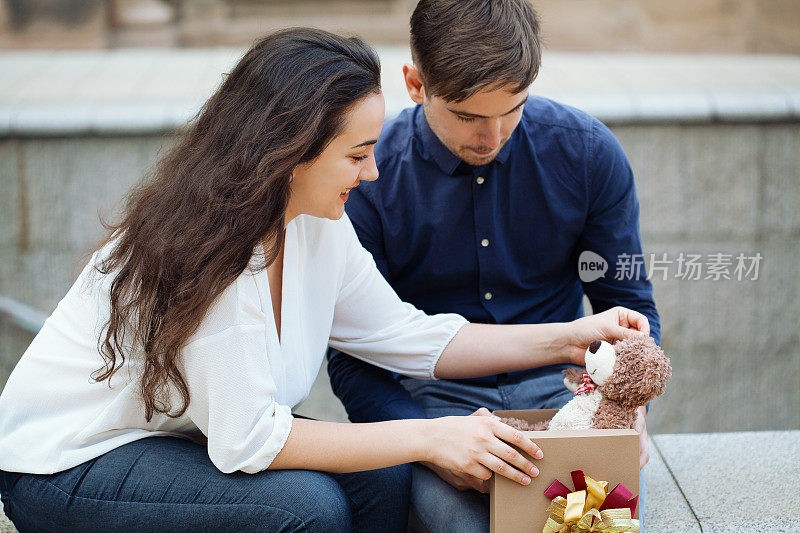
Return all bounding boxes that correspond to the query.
[402,63,426,105]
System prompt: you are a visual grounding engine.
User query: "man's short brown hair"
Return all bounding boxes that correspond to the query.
[410,0,542,102]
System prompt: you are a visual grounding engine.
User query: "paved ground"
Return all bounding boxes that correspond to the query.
[650,430,799,532]
[0,506,13,533]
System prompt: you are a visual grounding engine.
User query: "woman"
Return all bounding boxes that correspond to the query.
[0,29,649,532]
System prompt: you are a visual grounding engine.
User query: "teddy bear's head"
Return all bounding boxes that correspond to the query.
[598,335,672,408]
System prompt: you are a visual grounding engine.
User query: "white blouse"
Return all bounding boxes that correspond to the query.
[0,214,467,475]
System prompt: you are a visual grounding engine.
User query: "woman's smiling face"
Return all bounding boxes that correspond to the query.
[287,92,385,222]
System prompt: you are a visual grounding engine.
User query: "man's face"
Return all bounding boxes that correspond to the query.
[422,84,528,166]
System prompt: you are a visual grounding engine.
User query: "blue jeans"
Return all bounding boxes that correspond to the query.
[0,436,410,532]
[400,366,647,533]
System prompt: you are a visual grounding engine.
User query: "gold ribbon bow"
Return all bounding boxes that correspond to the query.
[542,475,639,533]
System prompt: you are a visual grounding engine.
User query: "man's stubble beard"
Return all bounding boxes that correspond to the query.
[457,147,501,166]
[424,102,505,167]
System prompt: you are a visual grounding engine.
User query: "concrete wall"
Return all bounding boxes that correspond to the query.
[1,121,798,434]
[615,123,800,433]
[0,136,172,386]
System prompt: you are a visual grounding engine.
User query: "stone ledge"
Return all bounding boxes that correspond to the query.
[653,430,799,532]
[1,49,799,137]
[644,436,700,531]
[0,501,14,533]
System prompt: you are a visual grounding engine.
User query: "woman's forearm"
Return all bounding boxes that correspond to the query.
[270,417,430,472]
[269,414,545,489]
[433,323,572,379]
[268,309,648,473]
[433,307,652,379]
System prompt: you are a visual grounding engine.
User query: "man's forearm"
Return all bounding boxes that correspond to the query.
[434,323,570,379]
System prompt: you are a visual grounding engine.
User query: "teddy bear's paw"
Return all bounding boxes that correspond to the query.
[592,398,636,429]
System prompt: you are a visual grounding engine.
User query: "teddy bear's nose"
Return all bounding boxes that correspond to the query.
[588,340,602,354]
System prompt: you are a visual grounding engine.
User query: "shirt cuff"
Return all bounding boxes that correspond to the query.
[240,403,294,474]
[427,318,469,380]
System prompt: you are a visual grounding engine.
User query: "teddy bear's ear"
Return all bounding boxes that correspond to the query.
[601,336,672,408]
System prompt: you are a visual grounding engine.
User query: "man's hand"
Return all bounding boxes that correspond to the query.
[634,405,649,470]
[421,460,490,493]
[421,407,498,493]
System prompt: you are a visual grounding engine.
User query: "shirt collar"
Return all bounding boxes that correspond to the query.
[414,105,514,176]
[414,107,462,175]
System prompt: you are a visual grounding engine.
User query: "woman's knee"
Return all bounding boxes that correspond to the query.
[255,470,352,533]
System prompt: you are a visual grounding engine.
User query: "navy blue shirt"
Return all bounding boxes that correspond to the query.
[327,96,660,423]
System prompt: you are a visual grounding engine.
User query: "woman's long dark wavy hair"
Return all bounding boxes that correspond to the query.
[93,28,381,421]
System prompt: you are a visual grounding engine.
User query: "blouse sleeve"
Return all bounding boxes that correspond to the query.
[181,291,293,474]
[328,216,468,380]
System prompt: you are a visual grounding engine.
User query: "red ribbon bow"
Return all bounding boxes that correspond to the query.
[574,373,597,395]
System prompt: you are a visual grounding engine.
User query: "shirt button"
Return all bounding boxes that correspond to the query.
[476,176,485,185]
[484,292,493,300]
[481,238,489,247]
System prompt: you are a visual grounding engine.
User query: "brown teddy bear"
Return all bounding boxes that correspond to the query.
[502,335,671,431]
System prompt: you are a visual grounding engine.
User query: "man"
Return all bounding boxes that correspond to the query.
[327,1,661,531]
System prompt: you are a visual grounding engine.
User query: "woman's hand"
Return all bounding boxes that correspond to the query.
[420,412,543,488]
[420,407,499,493]
[563,306,650,366]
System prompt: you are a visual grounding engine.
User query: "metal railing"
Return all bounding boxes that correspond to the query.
[0,295,47,335]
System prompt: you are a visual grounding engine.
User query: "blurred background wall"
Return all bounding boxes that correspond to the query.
[0,0,798,437]
[1,0,799,52]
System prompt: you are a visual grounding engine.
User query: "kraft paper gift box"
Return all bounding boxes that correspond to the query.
[489,409,640,533]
